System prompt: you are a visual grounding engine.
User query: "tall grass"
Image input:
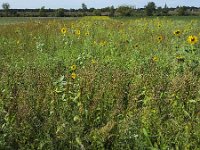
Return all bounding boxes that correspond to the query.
[0,16,200,149]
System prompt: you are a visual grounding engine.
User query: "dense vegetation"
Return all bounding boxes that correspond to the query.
[0,16,200,149]
[0,2,200,17]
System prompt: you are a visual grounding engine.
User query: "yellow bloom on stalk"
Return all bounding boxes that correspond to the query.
[100,41,107,46]
[85,31,89,36]
[75,30,81,36]
[70,65,77,71]
[187,35,198,45]
[158,35,163,42]
[71,72,77,80]
[61,27,67,34]
[174,30,181,36]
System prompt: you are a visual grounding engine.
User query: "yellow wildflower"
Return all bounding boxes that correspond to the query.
[61,27,67,34]
[70,65,77,71]
[187,35,198,45]
[71,72,77,80]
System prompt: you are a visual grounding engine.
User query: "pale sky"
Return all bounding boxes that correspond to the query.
[0,0,199,9]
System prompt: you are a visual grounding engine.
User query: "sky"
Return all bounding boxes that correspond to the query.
[0,0,199,9]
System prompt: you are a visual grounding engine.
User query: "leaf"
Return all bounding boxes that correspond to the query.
[55,88,63,93]
[73,92,81,102]
[143,128,148,137]
[58,75,65,82]
[188,99,196,103]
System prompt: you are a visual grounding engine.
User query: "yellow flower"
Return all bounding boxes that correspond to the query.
[174,30,181,36]
[75,30,81,36]
[61,27,67,34]
[187,35,198,45]
[152,56,159,62]
[70,65,77,71]
[158,24,161,28]
[85,31,89,36]
[100,41,107,46]
[158,35,163,42]
[71,72,77,80]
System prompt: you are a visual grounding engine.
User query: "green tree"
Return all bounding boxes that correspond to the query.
[2,2,10,16]
[55,8,65,17]
[82,3,87,11]
[39,6,47,17]
[145,2,156,16]
[162,3,169,16]
[109,5,115,17]
[116,5,133,16]
[177,6,187,16]
[93,9,101,16]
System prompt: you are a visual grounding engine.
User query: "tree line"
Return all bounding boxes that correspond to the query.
[1,2,200,17]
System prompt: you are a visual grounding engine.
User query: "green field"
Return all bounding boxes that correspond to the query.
[0,17,78,24]
[0,16,200,149]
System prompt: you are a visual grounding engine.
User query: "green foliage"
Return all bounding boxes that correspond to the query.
[82,3,87,11]
[145,2,156,16]
[93,9,101,16]
[177,6,187,16]
[55,8,65,17]
[116,5,134,16]
[39,6,47,17]
[0,17,200,149]
[2,3,10,17]
[2,3,10,10]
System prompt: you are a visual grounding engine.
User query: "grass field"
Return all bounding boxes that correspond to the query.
[0,17,78,25]
[0,16,200,149]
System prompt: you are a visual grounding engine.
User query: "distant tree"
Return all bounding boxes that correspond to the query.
[177,6,187,16]
[145,2,156,16]
[93,9,101,16]
[2,2,10,16]
[81,3,87,11]
[116,5,134,16]
[162,3,169,16]
[88,8,95,12]
[109,5,115,17]
[55,8,65,17]
[156,7,162,16]
[39,6,47,17]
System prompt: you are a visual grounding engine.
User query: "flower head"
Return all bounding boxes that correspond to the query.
[158,24,161,28]
[61,27,67,34]
[75,30,81,36]
[71,72,77,80]
[158,35,163,42]
[174,30,181,36]
[187,35,198,45]
[85,31,89,36]
[70,65,77,71]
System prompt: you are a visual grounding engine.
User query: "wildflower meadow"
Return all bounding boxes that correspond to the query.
[0,16,200,149]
